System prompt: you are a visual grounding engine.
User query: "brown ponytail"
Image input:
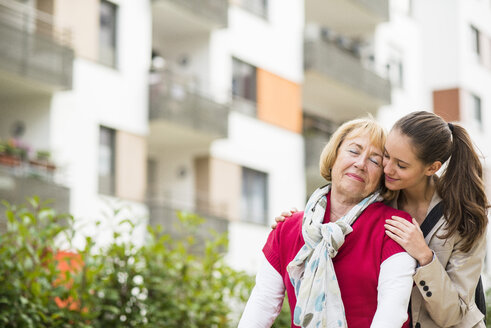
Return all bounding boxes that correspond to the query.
[394,111,488,252]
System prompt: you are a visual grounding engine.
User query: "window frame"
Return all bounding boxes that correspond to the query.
[99,0,118,68]
[240,166,269,225]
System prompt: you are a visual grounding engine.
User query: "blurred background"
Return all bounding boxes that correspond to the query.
[0,0,490,324]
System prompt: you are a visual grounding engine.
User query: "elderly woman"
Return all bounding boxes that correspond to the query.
[238,117,416,328]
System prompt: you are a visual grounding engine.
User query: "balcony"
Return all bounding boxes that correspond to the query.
[303,114,337,195]
[152,0,228,41]
[303,37,391,122]
[305,0,389,36]
[0,166,70,217]
[147,200,229,248]
[0,0,74,97]
[149,70,229,149]
[230,0,268,19]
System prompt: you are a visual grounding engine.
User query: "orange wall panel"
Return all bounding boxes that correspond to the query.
[433,88,460,122]
[257,69,302,133]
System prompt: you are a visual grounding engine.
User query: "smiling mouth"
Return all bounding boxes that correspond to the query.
[385,175,398,182]
[346,173,364,182]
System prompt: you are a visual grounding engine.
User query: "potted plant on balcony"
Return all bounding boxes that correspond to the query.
[29,150,56,172]
[0,139,26,167]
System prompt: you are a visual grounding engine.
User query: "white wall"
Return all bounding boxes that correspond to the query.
[212,112,306,272]
[0,97,52,152]
[49,0,152,247]
[210,0,304,101]
[375,0,425,127]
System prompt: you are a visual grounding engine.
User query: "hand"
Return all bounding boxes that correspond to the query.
[384,216,434,266]
[271,207,298,229]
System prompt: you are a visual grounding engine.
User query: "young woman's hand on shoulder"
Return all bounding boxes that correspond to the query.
[384,216,434,266]
[271,208,298,229]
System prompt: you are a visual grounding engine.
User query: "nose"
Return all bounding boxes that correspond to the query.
[384,160,394,175]
[353,154,368,170]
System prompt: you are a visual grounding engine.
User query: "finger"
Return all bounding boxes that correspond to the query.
[390,216,413,228]
[412,218,422,229]
[386,219,411,232]
[385,230,405,246]
[384,223,407,238]
[271,222,278,230]
[291,207,298,213]
[275,216,286,223]
[281,211,293,217]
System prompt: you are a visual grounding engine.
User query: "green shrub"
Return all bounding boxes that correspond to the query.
[0,198,291,327]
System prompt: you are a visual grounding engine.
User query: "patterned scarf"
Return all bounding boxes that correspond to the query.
[287,184,382,327]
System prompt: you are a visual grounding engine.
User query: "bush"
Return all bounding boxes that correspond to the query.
[0,198,291,327]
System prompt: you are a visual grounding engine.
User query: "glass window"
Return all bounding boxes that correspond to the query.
[234,0,268,19]
[241,167,268,224]
[470,25,480,56]
[98,126,116,195]
[232,57,257,101]
[472,93,482,129]
[99,0,118,67]
[232,57,257,116]
[386,49,404,88]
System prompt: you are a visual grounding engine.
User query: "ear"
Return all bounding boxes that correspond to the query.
[425,161,442,176]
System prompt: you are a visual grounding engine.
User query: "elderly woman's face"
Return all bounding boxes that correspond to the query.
[331,132,384,202]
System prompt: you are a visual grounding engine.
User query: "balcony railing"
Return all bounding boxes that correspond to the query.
[0,166,70,216]
[304,39,391,104]
[149,71,229,138]
[231,0,268,19]
[147,200,229,248]
[0,0,74,91]
[352,0,389,21]
[304,133,329,173]
[154,0,228,27]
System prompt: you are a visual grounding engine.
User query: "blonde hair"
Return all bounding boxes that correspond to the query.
[319,117,395,199]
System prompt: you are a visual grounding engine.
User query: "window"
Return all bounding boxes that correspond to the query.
[241,167,268,224]
[232,57,257,115]
[99,0,118,67]
[472,93,482,129]
[234,0,268,19]
[386,48,404,88]
[470,25,481,57]
[98,126,116,195]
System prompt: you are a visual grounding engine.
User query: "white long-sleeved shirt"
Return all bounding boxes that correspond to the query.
[238,252,415,328]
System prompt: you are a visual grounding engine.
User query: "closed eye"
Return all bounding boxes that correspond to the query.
[369,157,380,166]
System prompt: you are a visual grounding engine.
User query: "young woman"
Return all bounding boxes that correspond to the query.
[275,111,488,327]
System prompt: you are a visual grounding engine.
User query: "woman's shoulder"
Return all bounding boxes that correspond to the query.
[277,211,304,230]
[368,202,412,221]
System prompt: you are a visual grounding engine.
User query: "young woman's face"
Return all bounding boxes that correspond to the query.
[383,129,430,191]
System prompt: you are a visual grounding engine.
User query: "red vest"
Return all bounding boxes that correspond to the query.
[263,196,412,328]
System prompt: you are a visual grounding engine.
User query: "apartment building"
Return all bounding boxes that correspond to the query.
[0,0,151,245]
[0,0,73,216]
[149,0,306,272]
[303,0,392,194]
[376,0,491,270]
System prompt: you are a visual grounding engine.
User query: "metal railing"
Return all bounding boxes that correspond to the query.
[154,0,228,27]
[304,38,391,103]
[147,199,229,248]
[352,0,389,21]
[0,0,74,90]
[0,165,70,215]
[230,0,268,19]
[304,133,329,171]
[149,70,229,138]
